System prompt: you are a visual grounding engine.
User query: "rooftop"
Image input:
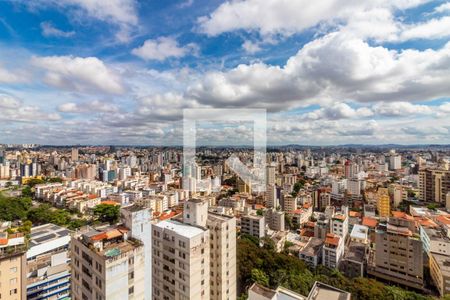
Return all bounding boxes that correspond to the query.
[299,237,323,256]
[350,224,369,241]
[391,211,414,221]
[432,252,450,277]
[325,233,340,247]
[362,216,378,228]
[343,241,367,263]
[29,223,71,248]
[155,219,206,238]
[307,281,351,300]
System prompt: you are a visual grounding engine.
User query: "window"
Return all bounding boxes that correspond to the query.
[129,286,134,295]
[129,271,134,280]
[10,267,17,274]
[10,289,17,295]
[10,278,17,285]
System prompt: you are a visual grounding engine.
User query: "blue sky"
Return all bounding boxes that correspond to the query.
[0,0,450,145]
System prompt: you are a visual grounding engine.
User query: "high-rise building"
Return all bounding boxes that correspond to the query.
[152,219,210,300]
[237,178,251,194]
[446,192,450,211]
[377,188,390,217]
[207,213,237,300]
[389,155,402,170]
[0,148,5,164]
[266,165,276,186]
[0,232,27,300]
[71,148,79,162]
[182,199,237,300]
[71,224,147,300]
[419,168,450,203]
[369,213,423,289]
[266,184,278,209]
[121,206,152,300]
[265,208,285,231]
[282,195,297,213]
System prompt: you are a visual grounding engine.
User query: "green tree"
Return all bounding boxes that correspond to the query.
[27,204,71,226]
[251,269,269,286]
[22,186,32,197]
[18,220,32,233]
[0,195,32,221]
[46,177,63,183]
[94,204,120,224]
[26,178,45,187]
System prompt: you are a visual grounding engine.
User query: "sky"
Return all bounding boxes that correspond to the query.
[0,0,450,146]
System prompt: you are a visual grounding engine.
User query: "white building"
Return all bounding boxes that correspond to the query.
[26,224,71,300]
[322,233,344,269]
[389,155,402,170]
[331,214,348,240]
[152,219,210,300]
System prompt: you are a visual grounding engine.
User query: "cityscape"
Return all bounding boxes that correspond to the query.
[1,1,450,300]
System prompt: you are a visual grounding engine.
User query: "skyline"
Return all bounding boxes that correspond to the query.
[1,0,450,145]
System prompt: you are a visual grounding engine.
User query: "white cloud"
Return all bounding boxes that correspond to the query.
[304,103,374,120]
[198,0,428,37]
[40,21,75,38]
[439,102,450,113]
[372,101,433,116]
[0,94,61,123]
[400,16,450,40]
[198,0,450,47]
[434,2,450,13]
[0,64,28,84]
[132,37,198,61]
[58,100,119,113]
[188,32,450,111]
[31,55,124,94]
[242,40,261,54]
[136,92,200,120]
[24,0,138,42]
[177,0,194,9]
[0,94,21,109]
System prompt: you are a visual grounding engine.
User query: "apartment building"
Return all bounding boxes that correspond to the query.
[420,224,450,296]
[299,237,323,268]
[377,188,391,217]
[266,184,278,209]
[181,198,237,300]
[340,226,369,278]
[207,213,237,300]
[0,232,27,300]
[369,215,423,289]
[152,219,210,300]
[282,195,297,213]
[331,213,348,240]
[71,225,147,300]
[419,168,450,203]
[240,214,265,239]
[322,233,344,269]
[430,252,450,297]
[121,205,152,300]
[265,208,285,231]
[26,224,71,300]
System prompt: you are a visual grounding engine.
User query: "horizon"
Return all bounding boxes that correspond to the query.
[0,0,449,145]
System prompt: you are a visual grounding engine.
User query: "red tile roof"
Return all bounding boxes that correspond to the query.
[362,217,378,228]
